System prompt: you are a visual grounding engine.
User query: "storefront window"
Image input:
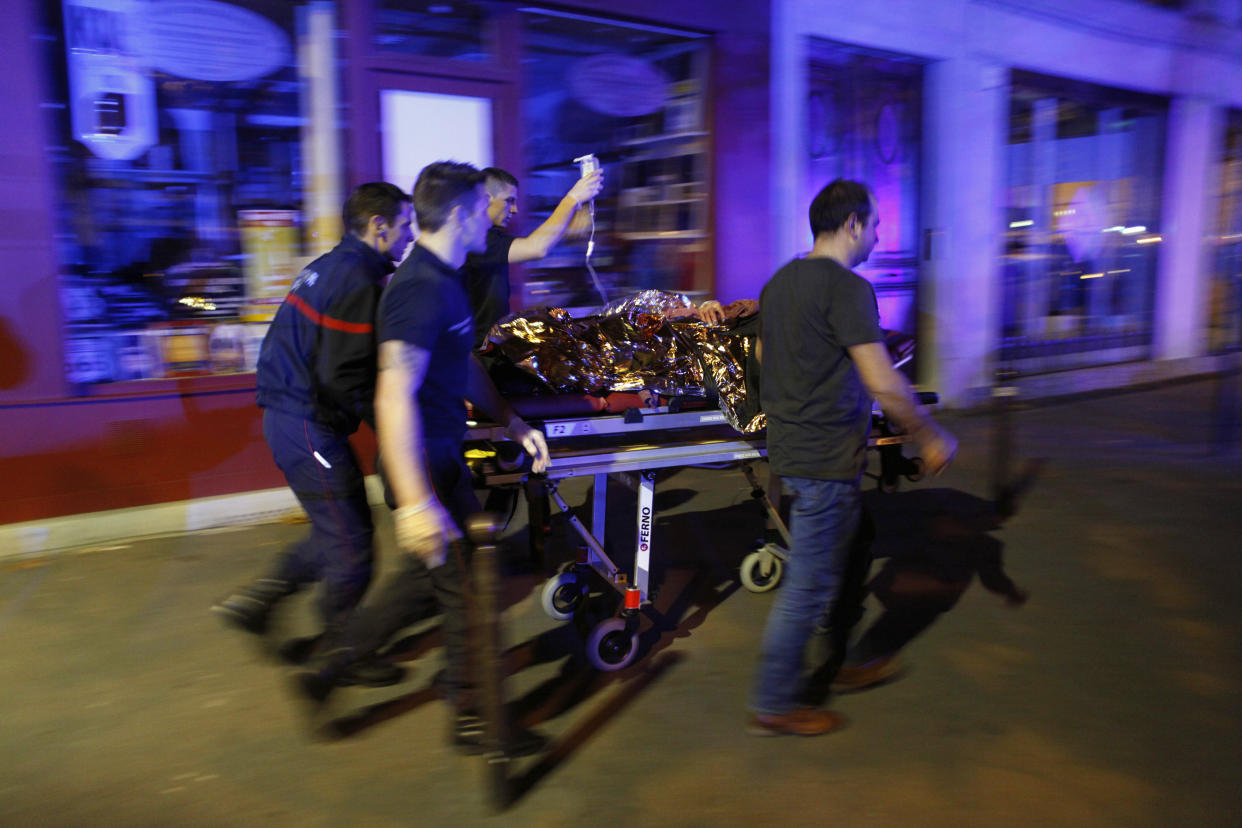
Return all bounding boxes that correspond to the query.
[1001,72,1167,374]
[46,0,341,388]
[518,9,710,307]
[373,0,494,61]
[1210,110,1242,353]
[805,38,923,350]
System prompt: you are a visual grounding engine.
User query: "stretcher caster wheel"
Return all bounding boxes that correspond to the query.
[878,476,899,494]
[540,572,588,621]
[740,546,784,593]
[586,617,639,671]
[905,457,925,482]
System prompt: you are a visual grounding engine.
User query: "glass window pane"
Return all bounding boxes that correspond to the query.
[519,9,709,307]
[805,39,924,352]
[1001,72,1167,374]
[381,89,492,193]
[1211,111,1242,353]
[374,0,492,62]
[49,0,340,387]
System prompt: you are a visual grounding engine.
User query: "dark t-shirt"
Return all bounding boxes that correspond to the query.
[377,244,474,440]
[759,257,884,481]
[462,226,515,348]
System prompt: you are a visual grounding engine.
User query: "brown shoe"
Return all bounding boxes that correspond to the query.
[747,708,845,737]
[830,654,902,693]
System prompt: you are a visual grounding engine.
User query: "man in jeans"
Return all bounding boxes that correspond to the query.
[749,179,957,736]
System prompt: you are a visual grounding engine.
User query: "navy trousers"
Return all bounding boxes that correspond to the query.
[262,408,374,624]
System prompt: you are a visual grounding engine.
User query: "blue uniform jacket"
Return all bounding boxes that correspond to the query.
[256,234,392,434]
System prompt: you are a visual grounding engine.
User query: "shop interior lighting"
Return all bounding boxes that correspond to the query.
[1121,226,1147,235]
[1009,219,1033,228]
[1136,235,1162,244]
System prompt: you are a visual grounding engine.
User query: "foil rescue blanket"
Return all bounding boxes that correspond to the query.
[483,290,765,433]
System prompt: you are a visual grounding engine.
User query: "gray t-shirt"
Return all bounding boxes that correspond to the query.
[759,256,884,481]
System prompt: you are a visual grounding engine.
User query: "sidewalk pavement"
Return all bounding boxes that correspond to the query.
[2,378,1240,827]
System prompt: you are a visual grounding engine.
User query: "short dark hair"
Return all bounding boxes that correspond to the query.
[412,161,486,232]
[481,167,518,189]
[343,182,410,236]
[809,179,873,238]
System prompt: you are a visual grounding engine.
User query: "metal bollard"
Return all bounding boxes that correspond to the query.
[466,512,511,811]
[1211,352,1241,455]
[990,368,1019,503]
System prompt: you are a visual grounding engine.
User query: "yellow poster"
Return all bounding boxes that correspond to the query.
[239,210,299,322]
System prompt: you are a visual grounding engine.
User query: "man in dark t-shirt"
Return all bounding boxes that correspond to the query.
[293,162,550,757]
[748,179,958,738]
[463,166,603,347]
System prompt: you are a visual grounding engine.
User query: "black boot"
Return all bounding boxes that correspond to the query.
[280,632,406,685]
[291,646,355,708]
[212,578,297,635]
[337,657,407,688]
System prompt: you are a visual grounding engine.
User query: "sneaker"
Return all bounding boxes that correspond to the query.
[746,708,845,737]
[830,655,902,693]
[336,657,407,688]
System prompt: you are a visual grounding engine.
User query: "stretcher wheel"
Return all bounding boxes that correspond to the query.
[905,457,925,482]
[878,475,900,494]
[740,546,784,593]
[586,617,639,671]
[540,572,588,621]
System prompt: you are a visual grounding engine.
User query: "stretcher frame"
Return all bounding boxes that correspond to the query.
[467,400,927,671]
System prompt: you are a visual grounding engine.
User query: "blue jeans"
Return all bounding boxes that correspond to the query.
[750,475,862,715]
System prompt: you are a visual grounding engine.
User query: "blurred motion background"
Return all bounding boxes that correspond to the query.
[2,0,1241,544]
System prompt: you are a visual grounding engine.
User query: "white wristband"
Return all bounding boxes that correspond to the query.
[395,500,432,519]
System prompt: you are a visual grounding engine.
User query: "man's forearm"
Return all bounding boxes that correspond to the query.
[375,341,434,508]
[509,195,581,263]
[376,386,431,508]
[871,379,938,441]
[849,341,938,438]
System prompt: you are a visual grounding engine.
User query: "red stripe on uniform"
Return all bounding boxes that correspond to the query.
[286,292,373,334]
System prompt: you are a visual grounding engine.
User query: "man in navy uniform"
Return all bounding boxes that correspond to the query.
[293,162,550,756]
[214,183,413,687]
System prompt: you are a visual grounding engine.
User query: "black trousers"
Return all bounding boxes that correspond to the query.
[335,438,479,704]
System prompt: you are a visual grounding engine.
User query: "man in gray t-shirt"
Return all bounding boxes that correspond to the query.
[748,179,957,738]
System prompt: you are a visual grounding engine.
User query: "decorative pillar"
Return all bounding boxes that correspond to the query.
[1154,97,1220,361]
[920,57,1008,406]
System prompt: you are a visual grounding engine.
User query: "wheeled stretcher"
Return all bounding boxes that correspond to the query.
[465,390,936,672]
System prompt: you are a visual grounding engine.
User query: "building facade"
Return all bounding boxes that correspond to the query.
[2,0,1239,539]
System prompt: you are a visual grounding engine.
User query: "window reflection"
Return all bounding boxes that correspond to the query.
[519,9,709,307]
[805,38,923,363]
[1002,73,1166,374]
[373,0,493,61]
[1212,112,1242,354]
[48,0,330,387]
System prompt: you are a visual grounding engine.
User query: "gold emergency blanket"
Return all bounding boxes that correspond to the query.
[485,290,765,433]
